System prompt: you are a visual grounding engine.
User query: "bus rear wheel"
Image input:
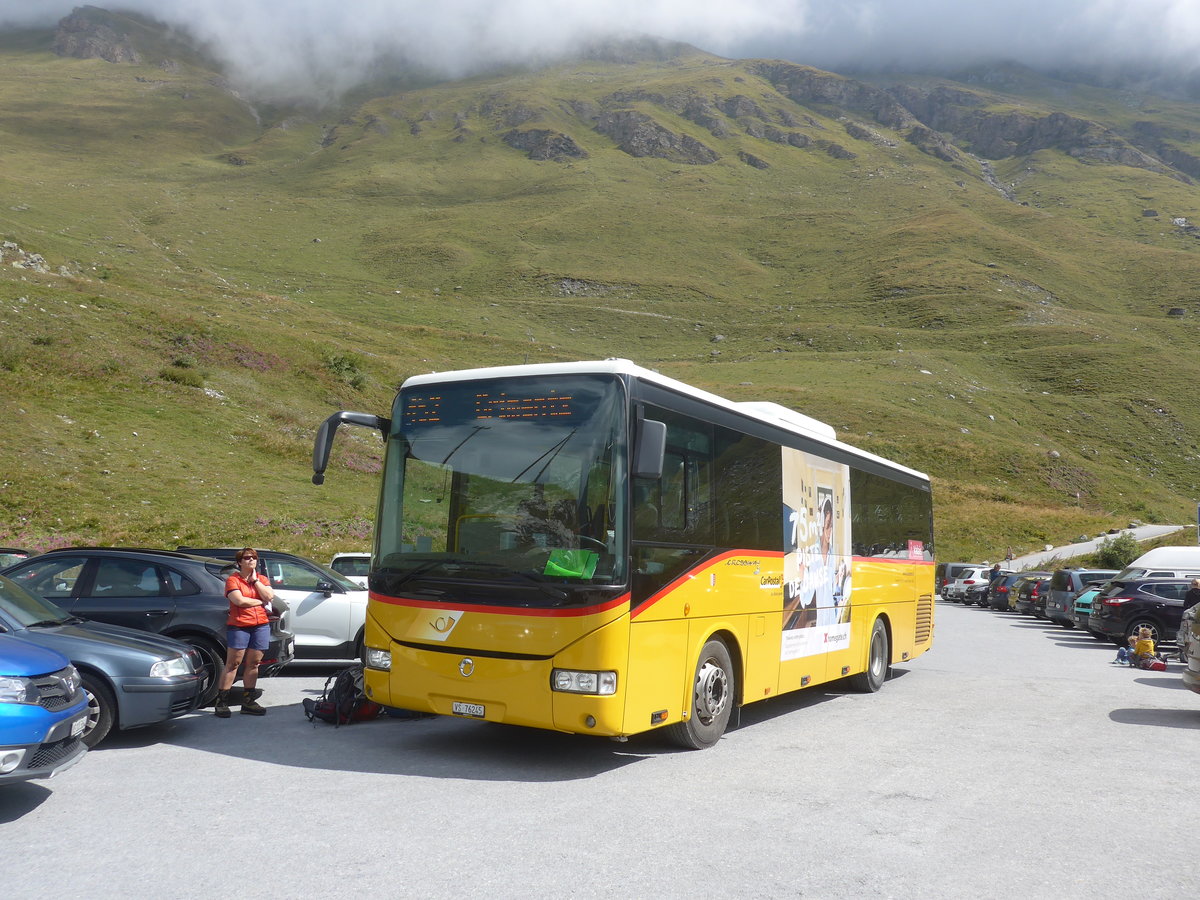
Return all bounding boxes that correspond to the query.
[849,618,890,693]
[668,638,735,750]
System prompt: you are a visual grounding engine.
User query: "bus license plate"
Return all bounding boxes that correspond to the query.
[452,701,485,718]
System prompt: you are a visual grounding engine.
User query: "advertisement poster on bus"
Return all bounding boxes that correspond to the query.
[781,447,852,661]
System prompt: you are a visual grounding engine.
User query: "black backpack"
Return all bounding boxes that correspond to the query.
[303,664,382,726]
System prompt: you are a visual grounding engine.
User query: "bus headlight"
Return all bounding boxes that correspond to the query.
[551,669,617,695]
[365,648,391,671]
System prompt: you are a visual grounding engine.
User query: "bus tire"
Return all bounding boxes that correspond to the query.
[849,618,889,693]
[667,638,734,750]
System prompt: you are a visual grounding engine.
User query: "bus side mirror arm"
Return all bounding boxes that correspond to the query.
[633,419,666,480]
[312,411,391,485]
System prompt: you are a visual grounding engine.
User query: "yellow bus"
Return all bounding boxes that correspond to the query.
[313,359,934,748]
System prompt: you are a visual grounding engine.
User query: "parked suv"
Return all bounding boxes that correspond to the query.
[1011,572,1052,614]
[329,553,370,588]
[0,574,203,747]
[936,563,984,598]
[1044,568,1118,628]
[0,634,88,784]
[944,566,991,603]
[1088,578,1192,646]
[180,548,367,661]
[1,549,294,705]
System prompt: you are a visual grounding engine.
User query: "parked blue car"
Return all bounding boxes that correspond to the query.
[0,633,88,784]
[0,574,204,747]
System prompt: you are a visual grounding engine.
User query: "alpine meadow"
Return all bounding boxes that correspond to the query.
[3,6,1200,562]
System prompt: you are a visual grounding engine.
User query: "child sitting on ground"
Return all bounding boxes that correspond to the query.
[1113,634,1137,666]
[1132,626,1166,670]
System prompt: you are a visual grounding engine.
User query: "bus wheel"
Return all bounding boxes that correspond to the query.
[668,638,734,750]
[849,619,890,693]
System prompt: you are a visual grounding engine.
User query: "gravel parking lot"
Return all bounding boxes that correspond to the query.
[5,603,1198,899]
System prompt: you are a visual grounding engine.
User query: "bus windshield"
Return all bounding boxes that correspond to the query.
[374,373,628,606]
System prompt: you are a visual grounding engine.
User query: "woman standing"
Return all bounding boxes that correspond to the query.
[214,547,276,717]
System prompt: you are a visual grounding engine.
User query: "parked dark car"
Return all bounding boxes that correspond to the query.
[1044,568,1118,628]
[179,547,367,661]
[0,548,32,569]
[0,633,88,784]
[1011,572,1052,615]
[1088,578,1194,647]
[0,574,204,746]
[988,572,1028,610]
[1,548,294,704]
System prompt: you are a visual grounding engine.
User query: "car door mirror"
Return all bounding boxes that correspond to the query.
[316,581,336,595]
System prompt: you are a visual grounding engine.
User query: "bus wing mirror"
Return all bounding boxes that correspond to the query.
[633,419,666,480]
[312,411,390,485]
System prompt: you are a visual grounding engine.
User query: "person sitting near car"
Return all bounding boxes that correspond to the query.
[1113,634,1137,666]
[214,547,276,718]
[1131,626,1160,669]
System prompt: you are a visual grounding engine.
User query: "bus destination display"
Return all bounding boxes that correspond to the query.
[403,389,577,425]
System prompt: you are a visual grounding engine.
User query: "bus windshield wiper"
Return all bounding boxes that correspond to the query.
[512,428,577,483]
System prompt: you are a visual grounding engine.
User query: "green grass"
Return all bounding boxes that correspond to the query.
[3,20,1200,562]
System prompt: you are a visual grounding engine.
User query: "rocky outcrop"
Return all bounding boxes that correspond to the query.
[53,8,142,64]
[752,62,917,131]
[1129,121,1200,181]
[503,129,588,161]
[887,84,1183,179]
[593,110,718,164]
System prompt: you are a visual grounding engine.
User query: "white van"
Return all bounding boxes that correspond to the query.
[1115,546,1200,580]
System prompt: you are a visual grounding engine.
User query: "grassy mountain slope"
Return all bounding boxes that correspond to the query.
[2,11,1199,560]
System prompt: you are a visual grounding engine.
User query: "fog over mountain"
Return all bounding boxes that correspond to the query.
[2,0,1199,100]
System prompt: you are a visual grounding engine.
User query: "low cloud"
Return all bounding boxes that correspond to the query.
[2,1,1199,100]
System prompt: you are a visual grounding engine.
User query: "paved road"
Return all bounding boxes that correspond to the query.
[1008,523,1189,570]
[5,604,1197,899]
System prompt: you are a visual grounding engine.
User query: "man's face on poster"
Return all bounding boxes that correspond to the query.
[820,503,833,555]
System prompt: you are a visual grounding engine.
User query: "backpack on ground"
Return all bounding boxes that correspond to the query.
[303,664,382,726]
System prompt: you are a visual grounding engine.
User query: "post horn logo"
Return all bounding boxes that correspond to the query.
[459,658,474,677]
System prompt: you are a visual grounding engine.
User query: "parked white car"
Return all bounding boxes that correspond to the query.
[179,547,369,661]
[943,566,991,603]
[329,552,370,589]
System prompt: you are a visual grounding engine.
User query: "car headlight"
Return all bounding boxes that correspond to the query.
[365,648,391,670]
[0,675,36,704]
[150,656,194,678]
[551,669,617,695]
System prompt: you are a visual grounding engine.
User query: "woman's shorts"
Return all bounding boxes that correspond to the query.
[227,623,270,651]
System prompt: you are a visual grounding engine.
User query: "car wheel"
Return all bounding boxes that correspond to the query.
[182,637,223,706]
[1125,618,1162,646]
[849,618,890,693]
[667,638,735,749]
[80,673,116,748]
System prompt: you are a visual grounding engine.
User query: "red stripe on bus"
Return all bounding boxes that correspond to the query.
[631,548,785,619]
[368,591,631,617]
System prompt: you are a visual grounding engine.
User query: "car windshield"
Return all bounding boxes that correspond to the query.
[0,575,73,626]
[375,373,627,607]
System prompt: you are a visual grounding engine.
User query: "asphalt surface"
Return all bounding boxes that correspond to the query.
[4,603,1197,899]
